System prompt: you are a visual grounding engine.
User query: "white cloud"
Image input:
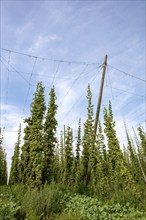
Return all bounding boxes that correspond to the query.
[28,34,62,53]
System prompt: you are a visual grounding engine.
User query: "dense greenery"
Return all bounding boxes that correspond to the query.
[0,129,7,185]
[9,125,21,184]
[1,81,146,219]
[0,184,145,220]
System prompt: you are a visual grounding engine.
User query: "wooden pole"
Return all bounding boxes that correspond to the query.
[94,55,107,135]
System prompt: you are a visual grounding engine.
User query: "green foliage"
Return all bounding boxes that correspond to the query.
[7,82,146,219]
[65,193,145,220]
[75,118,81,166]
[63,126,73,184]
[12,184,67,220]
[42,86,58,184]
[137,126,146,184]
[73,118,82,185]
[138,126,146,157]
[81,84,95,186]
[59,130,65,183]
[0,129,7,185]
[20,117,32,184]
[110,188,146,211]
[0,192,20,220]
[1,185,146,220]
[9,125,21,184]
[125,128,141,182]
[50,212,81,220]
[29,81,46,188]
[103,102,135,192]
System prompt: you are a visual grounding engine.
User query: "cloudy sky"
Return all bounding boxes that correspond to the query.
[1,0,145,173]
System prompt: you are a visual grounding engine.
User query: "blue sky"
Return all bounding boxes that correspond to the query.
[1,1,145,172]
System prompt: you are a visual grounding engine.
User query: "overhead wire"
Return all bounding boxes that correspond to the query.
[106,85,144,98]
[21,57,37,119]
[114,82,144,99]
[108,81,143,116]
[1,48,145,185]
[106,68,143,111]
[3,51,11,129]
[113,98,142,117]
[8,69,79,80]
[1,48,145,150]
[116,109,145,123]
[0,52,101,124]
[2,52,11,161]
[128,111,145,121]
[1,47,101,66]
[58,65,103,126]
[0,55,32,85]
[115,113,145,135]
[106,65,114,99]
[105,68,145,119]
[106,69,128,87]
[104,68,144,120]
[58,64,89,107]
[104,65,126,125]
[45,61,61,96]
[103,66,145,146]
[57,64,102,108]
[108,64,146,83]
[50,62,61,87]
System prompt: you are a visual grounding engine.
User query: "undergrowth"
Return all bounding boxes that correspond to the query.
[0,184,146,220]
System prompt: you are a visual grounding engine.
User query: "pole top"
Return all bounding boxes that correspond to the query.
[104,55,107,65]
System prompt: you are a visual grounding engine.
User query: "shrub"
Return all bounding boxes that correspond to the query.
[0,192,20,220]
[20,184,67,219]
[64,193,146,220]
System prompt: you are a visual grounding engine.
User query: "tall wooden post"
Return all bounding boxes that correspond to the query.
[86,55,107,187]
[94,55,107,135]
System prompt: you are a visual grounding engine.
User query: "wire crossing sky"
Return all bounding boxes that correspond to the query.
[1,1,145,173]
